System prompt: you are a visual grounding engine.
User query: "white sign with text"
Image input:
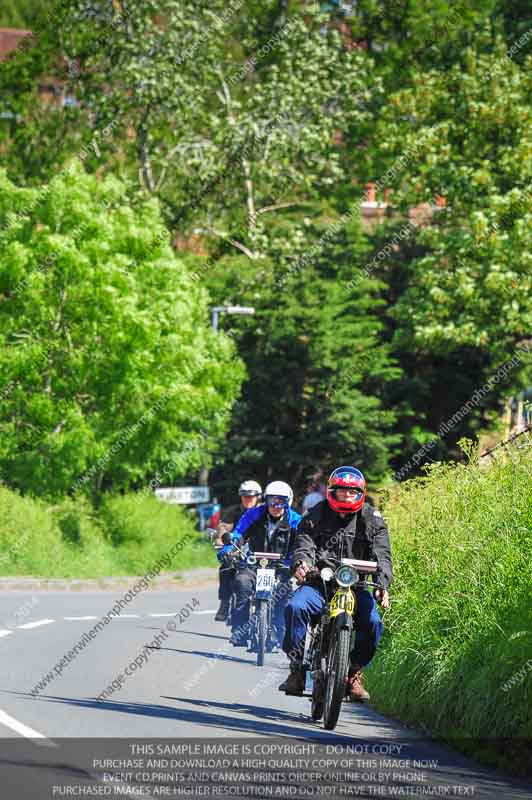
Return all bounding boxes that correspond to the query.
[155,486,210,504]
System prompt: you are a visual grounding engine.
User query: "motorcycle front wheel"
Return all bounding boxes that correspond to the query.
[311,676,324,721]
[309,627,324,721]
[256,599,268,667]
[323,626,350,730]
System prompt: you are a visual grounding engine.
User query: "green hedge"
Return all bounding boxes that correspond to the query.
[367,442,532,775]
[0,488,216,578]
[99,493,215,575]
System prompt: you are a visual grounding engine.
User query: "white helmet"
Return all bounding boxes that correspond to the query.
[238,479,262,497]
[264,480,293,507]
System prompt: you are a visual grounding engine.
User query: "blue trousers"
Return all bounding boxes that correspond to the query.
[282,584,384,668]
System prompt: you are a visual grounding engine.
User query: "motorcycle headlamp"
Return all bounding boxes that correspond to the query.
[335,565,358,587]
[320,567,334,582]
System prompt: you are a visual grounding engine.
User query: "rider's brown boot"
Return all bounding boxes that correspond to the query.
[346,667,370,702]
[278,664,305,695]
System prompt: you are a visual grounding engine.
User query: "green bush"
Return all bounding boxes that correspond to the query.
[368,441,532,774]
[0,487,216,577]
[0,489,114,577]
[99,492,216,574]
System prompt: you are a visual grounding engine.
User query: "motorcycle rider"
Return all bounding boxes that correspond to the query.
[217,481,301,647]
[279,466,392,701]
[214,480,262,622]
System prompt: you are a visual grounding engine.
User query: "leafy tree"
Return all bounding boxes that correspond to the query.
[0,0,48,28]
[371,42,531,358]
[2,0,530,496]
[52,1,374,254]
[0,164,244,499]
[209,213,401,498]
[0,2,89,186]
[347,40,532,473]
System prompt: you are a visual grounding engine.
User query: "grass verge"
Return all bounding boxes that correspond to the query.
[367,439,532,776]
[0,488,216,578]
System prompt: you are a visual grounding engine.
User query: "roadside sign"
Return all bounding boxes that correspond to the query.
[155,486,210,504]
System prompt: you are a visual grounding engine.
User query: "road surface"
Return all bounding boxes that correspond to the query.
[0,585,531,799]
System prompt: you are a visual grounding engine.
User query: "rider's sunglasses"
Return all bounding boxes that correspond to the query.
[267,496,285,508]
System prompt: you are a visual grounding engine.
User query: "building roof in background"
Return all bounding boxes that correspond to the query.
[0,27,33,61]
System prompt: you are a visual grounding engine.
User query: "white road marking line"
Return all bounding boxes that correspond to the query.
[148,613,176,617]
[193,609,218,614]
[63,616,98,621]
[0,630,14,638]
[0,709,57,747]
[17,619,55,630]
[114,614,139,618]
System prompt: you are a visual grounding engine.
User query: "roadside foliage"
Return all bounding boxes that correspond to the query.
[0,1,530,489]
[0,165,244,499]
[371,440,532,772]
[0,0,530,768]
[0,486,215,577]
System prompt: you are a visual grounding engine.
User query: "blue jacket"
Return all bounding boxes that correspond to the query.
[217,504,301,565]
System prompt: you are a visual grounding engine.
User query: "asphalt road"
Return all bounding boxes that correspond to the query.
[1,585,531,799]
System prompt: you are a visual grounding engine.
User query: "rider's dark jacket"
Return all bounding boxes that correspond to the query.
[291,500,393,590]
[221,504,245,527]
[233,504,301,562]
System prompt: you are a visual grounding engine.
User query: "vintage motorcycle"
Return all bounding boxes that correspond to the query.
[303,557,379,730]
[221,534,290,665]
[247,550,289,666]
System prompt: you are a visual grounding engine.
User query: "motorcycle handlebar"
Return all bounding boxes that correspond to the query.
[246,555,289,568]
[300,567,380,590]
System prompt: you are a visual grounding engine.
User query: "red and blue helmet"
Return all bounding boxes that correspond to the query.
[326,466,366,514]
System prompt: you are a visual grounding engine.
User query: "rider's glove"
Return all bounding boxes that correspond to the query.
[217,544,235,562]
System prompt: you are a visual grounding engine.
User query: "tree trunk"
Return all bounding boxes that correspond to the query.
[138,113,155,193]
[242,156,256,236]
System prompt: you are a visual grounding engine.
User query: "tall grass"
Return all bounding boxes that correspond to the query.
[0,488,216,578]
[367,442,532,774]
